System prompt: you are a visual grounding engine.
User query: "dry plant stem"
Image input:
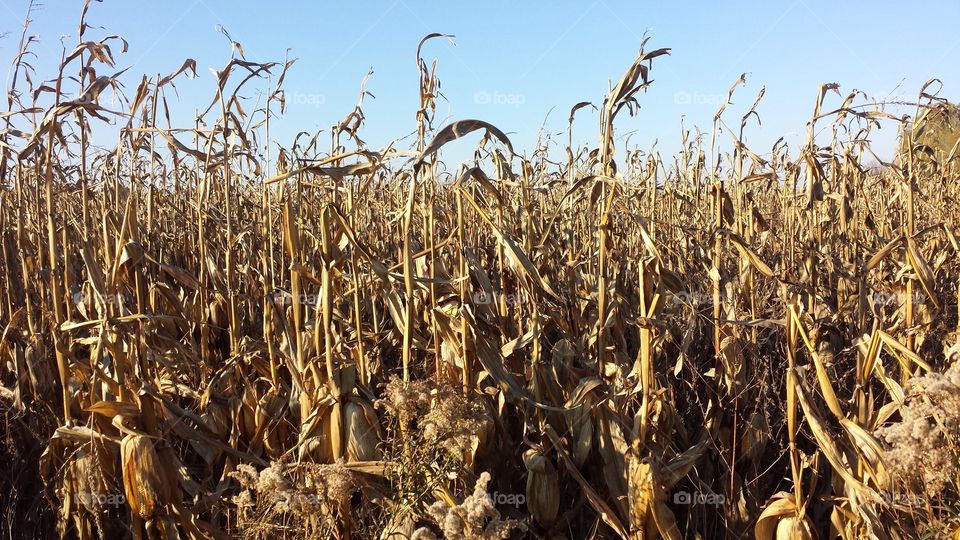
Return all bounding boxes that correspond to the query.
[904,133,917,357]
[348,186,368,386]
[402,175,416,382]
[320,206,343,459]
[45,51,70,424]
[285,201,310,420]
[457,189,470,392]
[786,308,804,511]
[712,182,723,357]
[637,261,653,444]
[428,180,440,379]
[217,89,239,354]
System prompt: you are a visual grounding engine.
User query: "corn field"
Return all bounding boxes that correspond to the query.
[1,3,960,539]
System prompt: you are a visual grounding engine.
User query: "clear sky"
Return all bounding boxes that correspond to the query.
[2,1,959,168]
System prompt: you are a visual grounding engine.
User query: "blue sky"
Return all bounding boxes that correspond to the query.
[2,1,959,168]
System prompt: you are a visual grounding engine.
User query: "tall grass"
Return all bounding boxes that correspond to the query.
[1,3,959,539]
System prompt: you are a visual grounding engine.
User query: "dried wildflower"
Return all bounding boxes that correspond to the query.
[233,489,254,509]
[380,377,433,429]
[228,460,358,536]
[418,472,525,540]
[230,464,259,490]
[876,361,960,497]
[422,386,488,458]
[302,461,357,509]
[256,461,291,495]
[379,377,488,459]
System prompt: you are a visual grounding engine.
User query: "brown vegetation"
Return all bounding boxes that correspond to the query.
[1,2,960,539]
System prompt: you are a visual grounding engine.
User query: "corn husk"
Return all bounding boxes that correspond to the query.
[524,449,560,528]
